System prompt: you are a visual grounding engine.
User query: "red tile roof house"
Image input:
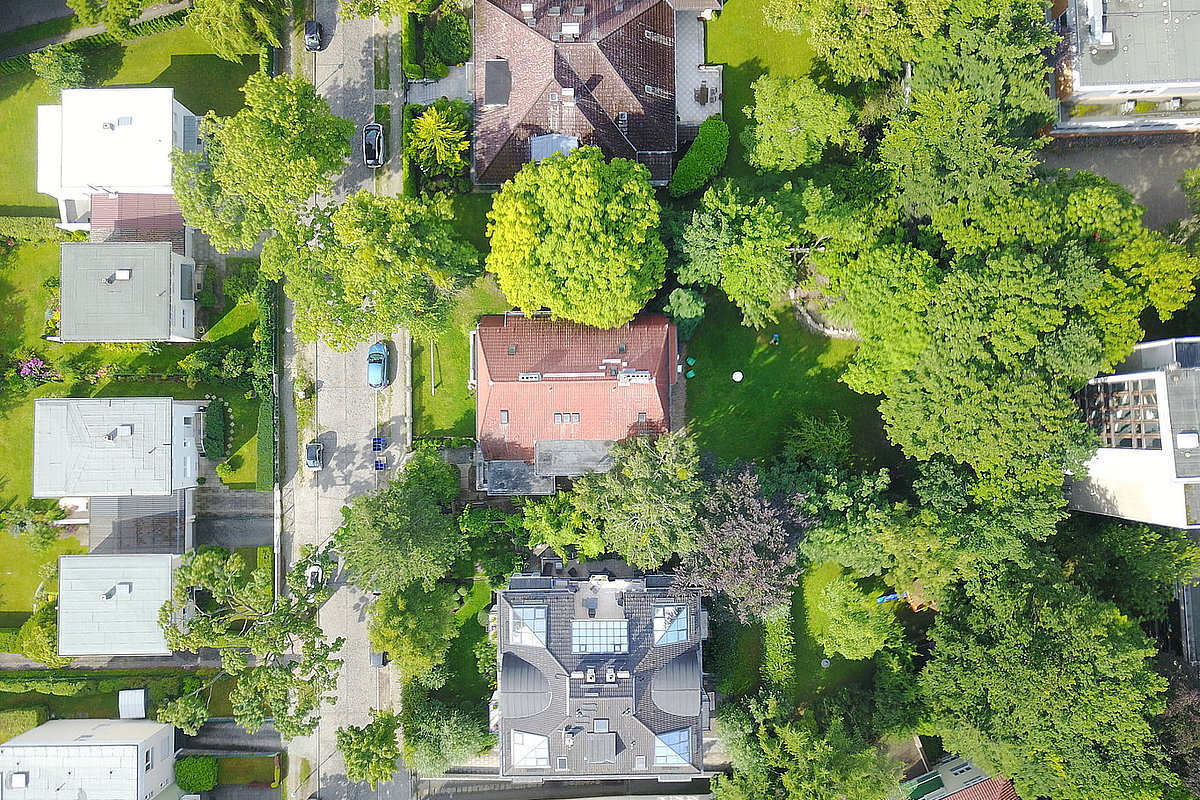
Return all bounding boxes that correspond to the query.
[471,0,726,186]
[470,312,679,495]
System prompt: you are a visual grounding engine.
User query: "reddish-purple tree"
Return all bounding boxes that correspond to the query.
[1160,666,1200,792]
[676,465,809,622]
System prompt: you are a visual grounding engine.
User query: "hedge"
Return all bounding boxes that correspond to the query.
[202,401,228,458]
[256,399,275,492]
[256,545,274,578]
[0,708,47,744]
[0,10,189,76]
[0,629,19,654]
[251,280,278,493]
[401,13,423,80]
[668,115,730,198]
[761,607,796,693]
[175,756,219,792]
[0,216,71,242]
[401,103,424,196]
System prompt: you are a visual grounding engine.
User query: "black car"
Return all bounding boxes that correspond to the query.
[304,20,324,52]
[363,123,384,169]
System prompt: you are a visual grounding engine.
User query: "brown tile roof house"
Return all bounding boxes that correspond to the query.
[471,313,678,495]
[494,574,711,780]
[87,193,188,255]
[473,0,684,185]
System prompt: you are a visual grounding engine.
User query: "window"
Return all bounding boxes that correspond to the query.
[638,412,647,423]
[653,604,689,645]
[556,756,568,770]
[618,343,627,354]
[1080,379,1162,449]
[180,262,194,301]
[594,718,610,732]
[554,413,563,424]
[145,748,153,772]
[950,762,973,777]
[183,416,192,427]
[500,410,510,424]
[181,308,188,329]
[571,619,629,653]
[571,413,580,423]
[511,730,550,767]
[508,344,517,355]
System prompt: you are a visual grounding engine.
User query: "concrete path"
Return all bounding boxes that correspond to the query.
[406,65,470,105]
[0,0,191,60]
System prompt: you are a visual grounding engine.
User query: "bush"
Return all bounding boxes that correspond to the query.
[222,258,260,303]
[29,45,86,91]
[0,217,70,242]
[196,288,218,307]
[0,629,18,654]
[761,607,796,692]
[426,13,471,66]
[668,116,730,198]
[256,545,274,578]
[256,399,275,492]
[17,603,71,669]
[663,287,706,340]
[175,756,219,792]
[203,401,228,458]
[0,708,47,744]
[785,411,854,466]
[401,13,424,79]
[401,692,494,774]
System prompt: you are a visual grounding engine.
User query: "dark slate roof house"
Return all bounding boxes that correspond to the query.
[494,574,710,780]
[472,0,715,185]
[470,312,678,495]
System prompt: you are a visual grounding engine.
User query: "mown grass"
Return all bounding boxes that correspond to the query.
[217,755,277,785]
[432,578,494,710]
[0,535,84,620]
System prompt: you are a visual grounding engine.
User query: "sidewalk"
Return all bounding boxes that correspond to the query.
[0,0,191,61]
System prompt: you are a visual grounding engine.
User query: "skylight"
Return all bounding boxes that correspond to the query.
[571,619,628,653]
[654,728,691,766]
[653,604,688,646]
[510,605,547,648]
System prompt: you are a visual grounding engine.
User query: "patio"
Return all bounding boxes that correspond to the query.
[675,11,723,126]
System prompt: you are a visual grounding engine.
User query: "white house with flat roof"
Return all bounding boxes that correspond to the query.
[0,718,179,800]
[58,242,198,343]
[37,87,200,230]
[57,554,177,657]
[33,397,201,499]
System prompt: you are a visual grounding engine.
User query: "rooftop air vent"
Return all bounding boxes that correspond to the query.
[102,122,115,131]
[115,269,132,281]
[10,773,28,789]
[518,372,542,381]
[562,86,576,105]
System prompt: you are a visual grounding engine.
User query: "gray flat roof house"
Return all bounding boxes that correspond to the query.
[0,718,178,800]
[57,553,177,657]
[33,397,201,498]
[58,242,197,343]
[494,574,710,781]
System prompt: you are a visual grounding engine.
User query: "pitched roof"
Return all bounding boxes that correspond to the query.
[474,313,677,468]
[88,193,187,255]
[949,778,1020,800]
[473,0,678,185]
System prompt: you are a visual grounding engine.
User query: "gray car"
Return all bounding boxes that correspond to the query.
[304,440,323,471]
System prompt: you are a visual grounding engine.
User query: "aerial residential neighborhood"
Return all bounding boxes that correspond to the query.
[1,0,1200,798]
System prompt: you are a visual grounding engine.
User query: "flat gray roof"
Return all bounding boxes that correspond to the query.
[33,397,174,497]
[1072,0,1200,87]
[57,554,175,656]
[59,242,180,342]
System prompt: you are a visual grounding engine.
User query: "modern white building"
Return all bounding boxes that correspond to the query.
[1053,0,1200,132]
[1070,338,1200,529]
[33,397,202,499]
[57,242,198,343]
[37,87,200,230]
[57,554,178,657]
[0,718,180,800]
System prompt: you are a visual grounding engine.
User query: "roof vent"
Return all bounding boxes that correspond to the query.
[571,4,586,14]
[10,773,28,789]
[518,372,542,382]
[102,122,115,130]
[115,269,132,281]
[548,4,562,14]
[116,424,134,437]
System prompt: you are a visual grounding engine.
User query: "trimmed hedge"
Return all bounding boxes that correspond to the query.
[0,629,20,654]
[0,708,47,745]
[401,103,423,196]
[0,216,70,242]
[401,13,423,80]
[202,401,228,458]
[668,115,730,198]
[175,756,219,792]
[426,12,471,66]
[0,11,189,76]
[251,280,278,493]
[761,607,796,693]
[256,399,275,492]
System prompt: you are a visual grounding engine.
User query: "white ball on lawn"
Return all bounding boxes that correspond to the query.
[732,371,744,382]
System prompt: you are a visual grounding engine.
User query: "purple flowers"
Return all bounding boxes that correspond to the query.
[16,357,61,384]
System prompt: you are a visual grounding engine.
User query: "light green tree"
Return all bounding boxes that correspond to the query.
[29,46,87,91]
[815,572,903,660]
[485,146,666,328]
[742,76,862,171]
[66,0,150,38]
[409,103,470,176]
[340,0,423,23]
[187,0,284,62]
[338,710,402,789]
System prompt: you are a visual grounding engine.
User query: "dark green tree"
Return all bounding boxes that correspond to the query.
[29,46,87,91]
[67,0,150,38]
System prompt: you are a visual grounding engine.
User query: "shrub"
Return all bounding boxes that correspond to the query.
[401,13,424,79]
[0,217,70,242]
[256,399,276,492]
[222,259,260,303]
[761,606,796,692]
[196,288,218,307]
[401,692,494,774]
[203,402,228,458]
[426,13,471,66]
[668,116,730,198]
[29,45,86,91]
[215,460,236,482]
[175,756,219,792]
[0,708,47,744]
[17,603,71,668]
[256,545,274,577]
[663,287,706,340]
[0,629,18,654]
[785,410,854,466]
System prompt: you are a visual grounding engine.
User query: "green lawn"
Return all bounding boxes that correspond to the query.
[449,193,495,254]
[411,276,510,437]
[217,755,278,785]
[705,0,814,179]
[432,578,494,710]
[0,691,118,719]
[0,535,83,620]
[794,562,874,706]
[684,295,890,464]
[0,71,55,214]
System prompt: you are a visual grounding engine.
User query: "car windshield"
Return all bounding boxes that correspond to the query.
[306,445,319,460]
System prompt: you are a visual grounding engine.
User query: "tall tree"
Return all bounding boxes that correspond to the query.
[188,0,285,62]
[66,0,150,38]
[485,147,667,328]
[572,430,702,570]
[814,572,903,660]
[401,694,493,774]
[368,581,460,683]
[742,76,862,171]
[172,73,354,252]
[681,181,800,328]
[409,101,471,177]
[267,192,479,349]
[675,465,808,622]
[338,710,402,789]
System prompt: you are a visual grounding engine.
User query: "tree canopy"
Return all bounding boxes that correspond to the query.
[187,0,284,61]
[485,147,667,328]
[742,76,862,171]
[338,710,402,789]
[66,0,150,38]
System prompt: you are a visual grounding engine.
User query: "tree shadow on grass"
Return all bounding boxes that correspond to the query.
[150,53,257,116]
[85,42,126,86]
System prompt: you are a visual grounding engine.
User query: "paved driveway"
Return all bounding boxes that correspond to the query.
[182,719,283,755]
[0,0,71,33]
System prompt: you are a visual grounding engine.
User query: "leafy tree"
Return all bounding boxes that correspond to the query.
[17,601,70,668]
[333,454,463,593]
[681,181,799,328]
[187,0,284,61]
[676,465,808,622]
[742,76,862,171]
[871,649,925,738]
[172,73,354,252]
[66,0,150,38]
[271,192,479,349]
[174,756,219,792]
[338,709,402,789]
[486,147,666,328]
[409,102,471,177]
[663,287,706,340]
[815,572,903,660]
[458,506,523,583]
[341,0,424,23]
[29,46,87,91]
[426,12,471,65]
[156,692,211,736]
[713,691,903,800]
[784,410,855,467]
[572,430,702,570]
[1183,168,1200,216]
[227,636,344,738]
[4,501,66,554]
[920,567,1177,799]
[1160,668,1200,794]
[368,581,459,682]
[519,493,606,561]
[402,693,494,774]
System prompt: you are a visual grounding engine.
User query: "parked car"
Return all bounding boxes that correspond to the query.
[304,440,324,470]
[363,123,384,169]
[304,20,324,51]
[367,341,389,389]
[305,562,325,589]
